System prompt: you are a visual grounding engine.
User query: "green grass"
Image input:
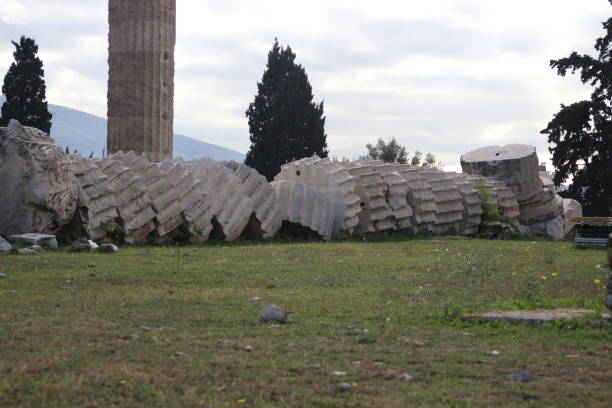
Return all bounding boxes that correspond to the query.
[0,238,610,407]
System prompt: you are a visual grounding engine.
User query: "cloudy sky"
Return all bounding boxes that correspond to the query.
[0,1,610,170]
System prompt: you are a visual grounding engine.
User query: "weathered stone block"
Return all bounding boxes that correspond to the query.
[0,120,78,237]
[9,233,58,249]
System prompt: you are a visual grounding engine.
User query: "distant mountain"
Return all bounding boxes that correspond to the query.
[0,96,245,162]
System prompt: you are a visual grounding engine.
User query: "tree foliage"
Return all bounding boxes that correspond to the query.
[364,138,441,167]
[541,6,612,216]
[245,39,328,181]
[365,137,408,163]
[0,36,52,133]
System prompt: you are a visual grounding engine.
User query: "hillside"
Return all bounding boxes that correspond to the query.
[0,96,245,162]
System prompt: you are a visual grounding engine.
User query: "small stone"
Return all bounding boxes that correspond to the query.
[413,340,425,348]
[512,371,530,382]
[399,373,413,382]
[335,382,352,392]
[175,351,187,357]
[488,350,500,356]
[333,371,347,376]
[30,245,42,253]
[17,248,37,255]
[71,238,98,252]
[245,346,254,352]
[0,273,7,278]
[249,296,261,301]
[0,236,12,253]
[137,326,149,332]
[98,243,119,253]
[259,305,287,324]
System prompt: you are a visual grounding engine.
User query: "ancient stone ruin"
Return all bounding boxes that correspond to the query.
[461,144,581,240]
[0,121,583,244]
[107,0,176,162]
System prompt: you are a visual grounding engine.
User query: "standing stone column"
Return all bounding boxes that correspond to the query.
[107,0,175,162]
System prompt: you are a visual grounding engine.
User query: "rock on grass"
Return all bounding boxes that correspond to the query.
[98,243,119,253]
[259,305,287,323]
[335,382,352,392]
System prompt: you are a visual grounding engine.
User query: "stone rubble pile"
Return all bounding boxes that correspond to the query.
[0,121,583,244]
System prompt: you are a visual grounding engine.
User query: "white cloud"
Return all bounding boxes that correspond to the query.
[0,1,28,25]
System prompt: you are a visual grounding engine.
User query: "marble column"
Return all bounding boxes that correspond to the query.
[107,0,175,162]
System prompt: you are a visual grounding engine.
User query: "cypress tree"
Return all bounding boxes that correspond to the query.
[1,36,52,133]
[245,39,328,181]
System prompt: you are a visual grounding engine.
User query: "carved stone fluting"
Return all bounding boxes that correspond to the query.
[274,156,361,236]
[107,0,176,163]
[95,155,157,244]
[187,159,254,241]
[146,160,198,240]
[467,175,521,225]
[270,181,337,240]
[73,157,119,240]
[0,120,78,237]
[347,164,395,233]
[373,164,413,231]
[416,167,464,234]
[394,165,437,232]
[232,163,283,239]
[446,172,482,235]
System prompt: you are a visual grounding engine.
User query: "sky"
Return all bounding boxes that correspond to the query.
[0,0,610,171]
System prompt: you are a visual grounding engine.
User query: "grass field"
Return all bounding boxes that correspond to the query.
[0,237,610,407]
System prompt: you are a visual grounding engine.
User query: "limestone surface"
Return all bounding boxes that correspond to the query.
[0,120,78,237]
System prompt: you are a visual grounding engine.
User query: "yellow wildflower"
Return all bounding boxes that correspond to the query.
[594,279,601,285]
[551,273,558,277]
[541,276,547,280]
[237,399,246,404]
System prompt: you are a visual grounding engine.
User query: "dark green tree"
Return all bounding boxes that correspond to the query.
[245,39,328,180]
[365,137,408,163]
[1,36,52,133]
[541,6,612,216]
